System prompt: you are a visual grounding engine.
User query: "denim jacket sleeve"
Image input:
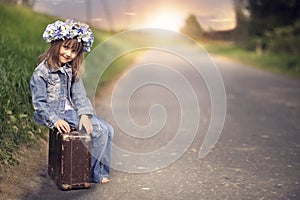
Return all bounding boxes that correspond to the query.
[71,78,94,117]
[30,68,60,128]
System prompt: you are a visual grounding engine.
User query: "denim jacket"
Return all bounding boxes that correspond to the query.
[30,61,94,129]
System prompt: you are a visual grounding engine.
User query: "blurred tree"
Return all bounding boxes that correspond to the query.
[22,0,35,7]
[180,14,204,39]
[233,0,249,40]
[247,0,300,36]
[265,19,300,56]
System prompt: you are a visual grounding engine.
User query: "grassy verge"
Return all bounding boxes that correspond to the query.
[201,40,300,78]
[0,3,53,168]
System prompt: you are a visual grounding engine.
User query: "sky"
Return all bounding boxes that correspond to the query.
[33,0,236,32]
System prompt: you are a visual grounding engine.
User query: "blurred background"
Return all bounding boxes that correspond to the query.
[2,0,299,65]
[30,0,236,32]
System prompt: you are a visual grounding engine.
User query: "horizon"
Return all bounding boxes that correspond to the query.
[33,0,236,32]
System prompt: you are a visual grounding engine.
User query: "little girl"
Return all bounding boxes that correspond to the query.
[30,19,113,184]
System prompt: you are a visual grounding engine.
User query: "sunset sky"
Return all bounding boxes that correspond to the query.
[33,0,236,32]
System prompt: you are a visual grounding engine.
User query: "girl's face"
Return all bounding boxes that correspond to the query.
[58,44,78,66]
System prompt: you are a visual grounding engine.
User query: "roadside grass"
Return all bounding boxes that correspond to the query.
[201,40,300,78]
[0,3,53,168]
[0,2,136,171]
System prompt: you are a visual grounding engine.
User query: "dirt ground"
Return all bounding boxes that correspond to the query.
[0,138,48,200]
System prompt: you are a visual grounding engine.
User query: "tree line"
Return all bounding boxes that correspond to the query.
[181,0,300,56]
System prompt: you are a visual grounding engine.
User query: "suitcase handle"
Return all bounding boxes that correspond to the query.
[70,130,88,135]
[51,128,89,136]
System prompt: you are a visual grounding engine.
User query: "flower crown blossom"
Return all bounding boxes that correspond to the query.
[42,19,94,52]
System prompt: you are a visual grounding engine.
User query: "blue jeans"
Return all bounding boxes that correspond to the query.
[64,110,114,183]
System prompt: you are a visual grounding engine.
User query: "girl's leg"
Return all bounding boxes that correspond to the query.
[90,115,114,183]
[63,110,114,183]
[97,116,114,182]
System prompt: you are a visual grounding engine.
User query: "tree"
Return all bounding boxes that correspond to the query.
[180,15,204,39]
[233,0,249,40]
[247,0,300,36]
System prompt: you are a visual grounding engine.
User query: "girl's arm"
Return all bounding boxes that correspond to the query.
[71,78,94,117]
[30,71,60,129]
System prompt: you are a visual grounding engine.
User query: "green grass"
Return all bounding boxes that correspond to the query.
[0,3,53,167]
[201,40,300,78]
[0,2,136,170]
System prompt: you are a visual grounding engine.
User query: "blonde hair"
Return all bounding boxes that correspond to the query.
[38,39,84,81]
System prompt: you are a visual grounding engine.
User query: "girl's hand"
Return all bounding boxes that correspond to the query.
[79,115,93,134]
[55,119,71,133]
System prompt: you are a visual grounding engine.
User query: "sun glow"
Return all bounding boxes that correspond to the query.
[144,12,185,32]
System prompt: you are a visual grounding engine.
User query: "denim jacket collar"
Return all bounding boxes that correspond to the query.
[45,61,72,81]
[47,62,72,72]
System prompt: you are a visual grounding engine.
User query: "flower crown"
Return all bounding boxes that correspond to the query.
[43,19,94,52]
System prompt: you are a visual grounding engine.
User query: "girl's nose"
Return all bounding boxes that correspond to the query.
[65,50,71,57]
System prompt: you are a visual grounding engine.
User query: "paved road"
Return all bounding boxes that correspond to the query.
[25,46,300,199]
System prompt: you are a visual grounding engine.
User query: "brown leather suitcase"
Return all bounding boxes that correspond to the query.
[48,129,91,190]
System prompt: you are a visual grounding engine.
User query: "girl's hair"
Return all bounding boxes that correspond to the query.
[38,39,84,81]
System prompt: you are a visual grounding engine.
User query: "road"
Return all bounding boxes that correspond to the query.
[25,45,300,200]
